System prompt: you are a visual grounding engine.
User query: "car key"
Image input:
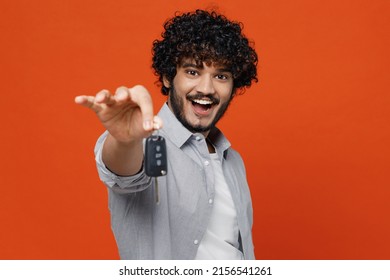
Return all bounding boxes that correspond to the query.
[144,134,168,177]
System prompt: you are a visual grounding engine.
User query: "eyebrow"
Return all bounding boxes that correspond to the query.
[181,62,202,69]
[181,62,231,73]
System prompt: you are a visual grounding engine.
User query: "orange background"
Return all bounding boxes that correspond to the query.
[1,0,389,259]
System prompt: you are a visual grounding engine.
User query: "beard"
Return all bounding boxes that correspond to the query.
[168,85,233,133]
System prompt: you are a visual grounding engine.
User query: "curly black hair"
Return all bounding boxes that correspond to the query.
[152,9,258,95]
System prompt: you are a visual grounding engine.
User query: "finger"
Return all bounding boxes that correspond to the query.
[128,85,154,131]
[74,95,103,113]
[95,89,115,105]
[153,115,163,130]
[114,86,131,103]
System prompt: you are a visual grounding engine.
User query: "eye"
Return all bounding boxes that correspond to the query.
[185,69,198,76]
[216,74,230,80]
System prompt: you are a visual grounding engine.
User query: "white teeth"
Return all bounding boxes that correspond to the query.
[193,99,213,105]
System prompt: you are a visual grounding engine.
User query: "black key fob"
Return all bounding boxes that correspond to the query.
[144,135,168,177]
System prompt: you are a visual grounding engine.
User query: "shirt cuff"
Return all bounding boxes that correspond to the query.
[94,131,151,192]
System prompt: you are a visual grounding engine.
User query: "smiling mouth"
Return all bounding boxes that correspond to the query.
[187,95,220,113]
[191,98,214,111]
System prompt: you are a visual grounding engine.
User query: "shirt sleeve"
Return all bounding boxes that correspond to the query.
[94,131,152,194]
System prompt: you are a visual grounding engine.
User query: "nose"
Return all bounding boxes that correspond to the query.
[196,74,216,95]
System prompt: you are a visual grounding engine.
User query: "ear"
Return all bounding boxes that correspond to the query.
[162,76,170,88]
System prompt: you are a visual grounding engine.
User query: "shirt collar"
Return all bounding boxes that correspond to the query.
[158,103,231,154]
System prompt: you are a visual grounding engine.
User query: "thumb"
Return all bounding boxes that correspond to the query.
[128,85,154,132]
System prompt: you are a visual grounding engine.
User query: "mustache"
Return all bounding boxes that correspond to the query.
[186,94,220,105]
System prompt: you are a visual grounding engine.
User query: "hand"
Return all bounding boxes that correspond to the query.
[75,85,163,143]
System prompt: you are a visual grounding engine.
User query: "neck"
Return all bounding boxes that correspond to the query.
[206,137,216,153]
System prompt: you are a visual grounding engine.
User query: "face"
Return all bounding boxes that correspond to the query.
[165,60,234,135]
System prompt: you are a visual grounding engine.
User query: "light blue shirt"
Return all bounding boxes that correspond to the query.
[95,103,255,259]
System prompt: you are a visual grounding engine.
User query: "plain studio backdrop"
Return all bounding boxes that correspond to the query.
[0,0,389,259]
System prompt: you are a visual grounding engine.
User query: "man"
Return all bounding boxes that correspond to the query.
[75,9,258,259]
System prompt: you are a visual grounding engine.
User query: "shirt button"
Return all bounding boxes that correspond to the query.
[208,198,213,204]
[204,160,210,166]
[195,136,202,141]
[194,240,199,245]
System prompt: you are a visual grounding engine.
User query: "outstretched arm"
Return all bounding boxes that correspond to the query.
[75,85,162,176]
